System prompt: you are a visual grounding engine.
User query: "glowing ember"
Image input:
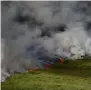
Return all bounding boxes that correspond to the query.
[28,69,33,72]
[59,58,64,63]
[44,63,51,69]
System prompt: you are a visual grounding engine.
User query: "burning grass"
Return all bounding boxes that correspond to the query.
[1,58,91,90]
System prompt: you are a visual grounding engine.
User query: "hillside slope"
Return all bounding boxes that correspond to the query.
[1,58,91,90]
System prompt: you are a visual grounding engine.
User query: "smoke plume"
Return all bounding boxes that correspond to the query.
[1,1,91,82]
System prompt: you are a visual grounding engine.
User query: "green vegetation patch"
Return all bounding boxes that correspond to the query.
[1,58,91,90]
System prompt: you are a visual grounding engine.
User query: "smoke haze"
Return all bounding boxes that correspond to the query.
[1,1,91,82]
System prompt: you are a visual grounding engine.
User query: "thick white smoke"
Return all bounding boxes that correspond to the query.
[1,1,91,82]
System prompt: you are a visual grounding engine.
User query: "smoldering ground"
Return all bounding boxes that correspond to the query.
[1,1,91,82]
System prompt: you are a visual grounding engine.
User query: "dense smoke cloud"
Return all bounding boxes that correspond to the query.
[1,1,91,82]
